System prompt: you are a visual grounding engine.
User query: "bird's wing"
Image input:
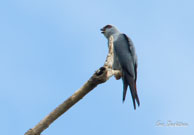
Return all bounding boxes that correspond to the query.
[123,34,138,82]
[115,33,139,109]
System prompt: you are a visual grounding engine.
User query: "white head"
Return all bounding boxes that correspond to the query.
[100,25,120,39]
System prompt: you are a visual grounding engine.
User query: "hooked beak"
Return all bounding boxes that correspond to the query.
[100,28,105,34]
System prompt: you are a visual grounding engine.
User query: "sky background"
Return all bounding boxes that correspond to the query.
[0,0,194,135]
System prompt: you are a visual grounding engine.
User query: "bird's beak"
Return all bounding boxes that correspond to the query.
[100,28,105,34]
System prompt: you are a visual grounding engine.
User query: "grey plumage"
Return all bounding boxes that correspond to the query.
[101,25,140,109]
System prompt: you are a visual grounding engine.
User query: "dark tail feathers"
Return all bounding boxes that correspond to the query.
[122,72,140,110]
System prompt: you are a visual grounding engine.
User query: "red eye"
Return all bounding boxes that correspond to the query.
[105,25,112,29]
[101,25,112,32]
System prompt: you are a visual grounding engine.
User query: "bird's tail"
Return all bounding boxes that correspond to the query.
[122,72,140,110]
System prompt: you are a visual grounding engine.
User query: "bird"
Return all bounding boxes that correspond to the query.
[100,25,140,109]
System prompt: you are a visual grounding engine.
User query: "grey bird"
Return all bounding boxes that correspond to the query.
[101,25,140,109]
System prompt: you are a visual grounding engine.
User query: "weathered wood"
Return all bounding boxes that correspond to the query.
[24,36,121,135]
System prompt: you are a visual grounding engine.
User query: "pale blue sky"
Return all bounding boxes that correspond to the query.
[0,0,194,135]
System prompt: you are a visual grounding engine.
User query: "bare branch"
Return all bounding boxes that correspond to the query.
[24,36,121,135]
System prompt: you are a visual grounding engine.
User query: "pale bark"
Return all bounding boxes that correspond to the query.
[24,36,121,135]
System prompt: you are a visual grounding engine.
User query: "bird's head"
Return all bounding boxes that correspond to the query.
[100,25,120,39]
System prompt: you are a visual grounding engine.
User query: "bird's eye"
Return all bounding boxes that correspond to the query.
[105,25,112,29]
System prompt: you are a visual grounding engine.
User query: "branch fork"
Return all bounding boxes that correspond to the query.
[25,36,121,135]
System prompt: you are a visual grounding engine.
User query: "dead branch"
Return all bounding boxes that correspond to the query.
[24,36,121,135]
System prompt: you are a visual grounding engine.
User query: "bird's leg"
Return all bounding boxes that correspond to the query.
[113,70,122,80]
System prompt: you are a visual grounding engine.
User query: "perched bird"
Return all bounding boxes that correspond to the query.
[101,25,140,109]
